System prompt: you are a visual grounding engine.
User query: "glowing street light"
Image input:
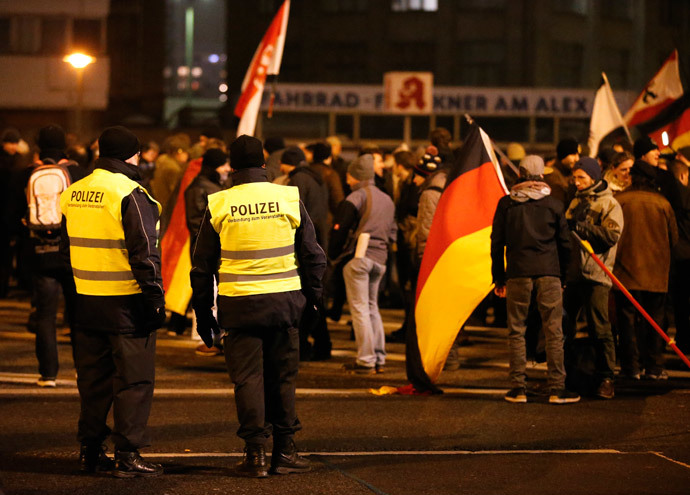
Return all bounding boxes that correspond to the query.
[63,52,95,136]
[63,52,94,69]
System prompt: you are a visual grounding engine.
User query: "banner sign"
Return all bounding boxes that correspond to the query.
[262,83,635,118]
[384,72,433,114]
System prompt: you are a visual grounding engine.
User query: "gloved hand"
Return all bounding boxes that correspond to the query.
[145,305,166,331]
[196,313,220,348]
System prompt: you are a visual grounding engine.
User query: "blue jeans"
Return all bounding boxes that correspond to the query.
[506,276,566,390]
[343,257,386,368]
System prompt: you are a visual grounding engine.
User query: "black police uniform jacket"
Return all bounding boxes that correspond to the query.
[190,167,327,330]
[60,157,165,333]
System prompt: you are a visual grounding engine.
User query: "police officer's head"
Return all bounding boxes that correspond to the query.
[98,126,140,164]
[230,135,265,171]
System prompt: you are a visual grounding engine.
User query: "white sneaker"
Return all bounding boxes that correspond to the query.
[37,377,56,388]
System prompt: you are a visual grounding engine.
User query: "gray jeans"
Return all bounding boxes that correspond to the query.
[506,276,566,390]
[343,257,386,367]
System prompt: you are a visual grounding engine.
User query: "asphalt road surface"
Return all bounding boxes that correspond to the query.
[1,295,689,494]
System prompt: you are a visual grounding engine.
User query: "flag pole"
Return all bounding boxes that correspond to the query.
[576,236,690,369]
[602,72,633,144]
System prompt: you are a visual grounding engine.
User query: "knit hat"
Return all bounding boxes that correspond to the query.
[507,142,526,162]
[2,128,20,143]
[281,146,306,167]
[573,156,601,182]
[557,138,579,160]
[347,154,375,181]
[633,136,658,159]
[202,148,228,170]
[414,146,442,178]
[307,142,332,163]
[519,155,545,178]
[264,136,285,154]
[37,124,66,152]
[230,135,265,169]
[98,126,140,161]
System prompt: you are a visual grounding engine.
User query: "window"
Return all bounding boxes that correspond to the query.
[559,118,589,143]
[15,17,40,54]
[550,42,583,87]
[361,115,405,140]
[72,18,103,54]
[387,42,436,73]
[552,0,588,15]
[391,0,438,12]
[40,18,68,55]
[336,114,354,139]
[457,41,505,86]
[473,117,529,142]
[601,47,629,88]
[411,116,430,140]
[321,0,369,12]
[600,0,633,20]
[258,0,278,15]
[457,0,506,9]
[322,42,368,82]
[0,17,10,53]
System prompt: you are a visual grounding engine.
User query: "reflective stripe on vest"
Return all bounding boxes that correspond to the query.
[60,168,161,296]
[208,182,301,298]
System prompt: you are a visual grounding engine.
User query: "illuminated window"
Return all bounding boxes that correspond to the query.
[391,0,438,12]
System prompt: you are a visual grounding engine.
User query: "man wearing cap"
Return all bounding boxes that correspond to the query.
[633,135,680,211]
[491,155,578,404]
[60,125,166,478]
[279,146,332,361]
[191,135,326,477]
[329,154,397,374]
[544,138,580,207]
[564,157,623,399]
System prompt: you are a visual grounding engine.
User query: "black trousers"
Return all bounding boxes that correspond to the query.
[224,326,301,447]
[33,269,76,379]
[614,290,666,376]
[72,329,156,451]
[671,259,690,353]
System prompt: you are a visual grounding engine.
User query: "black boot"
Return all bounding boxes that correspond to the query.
[270,439,311,474]
[113,450,163,478]
[236,444,269,478]
[79,443,115,474]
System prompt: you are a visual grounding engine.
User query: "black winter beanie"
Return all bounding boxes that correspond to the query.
[202,148,228,170]
[230,135,265,169]
[98,126,140,161]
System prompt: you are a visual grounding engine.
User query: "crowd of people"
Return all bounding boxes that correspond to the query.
[2,120,690,475]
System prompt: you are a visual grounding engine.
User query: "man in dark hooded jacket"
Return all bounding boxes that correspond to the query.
[491,155,577,405]
[280,146,331,360]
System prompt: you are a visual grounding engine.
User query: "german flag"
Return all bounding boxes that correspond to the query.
[407,123,508,392]
[160,158,202,315]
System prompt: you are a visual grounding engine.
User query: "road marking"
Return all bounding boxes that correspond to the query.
[652,452,690,470]
[139,449,624,458]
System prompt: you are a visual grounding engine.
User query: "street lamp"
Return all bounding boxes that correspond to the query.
[63,52,95,136]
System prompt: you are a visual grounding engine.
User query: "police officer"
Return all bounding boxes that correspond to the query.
[60,126,166,477]
[191,135,326,477]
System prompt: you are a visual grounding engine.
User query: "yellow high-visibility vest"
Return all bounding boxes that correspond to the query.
[60,168,161,296]
[207,182,301,297]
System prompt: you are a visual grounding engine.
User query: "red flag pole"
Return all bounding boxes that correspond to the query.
[577,237,690,369]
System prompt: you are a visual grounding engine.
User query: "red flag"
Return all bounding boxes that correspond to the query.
[234,0,290,136]
[624,50,684,128]
[407,123,508,390]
